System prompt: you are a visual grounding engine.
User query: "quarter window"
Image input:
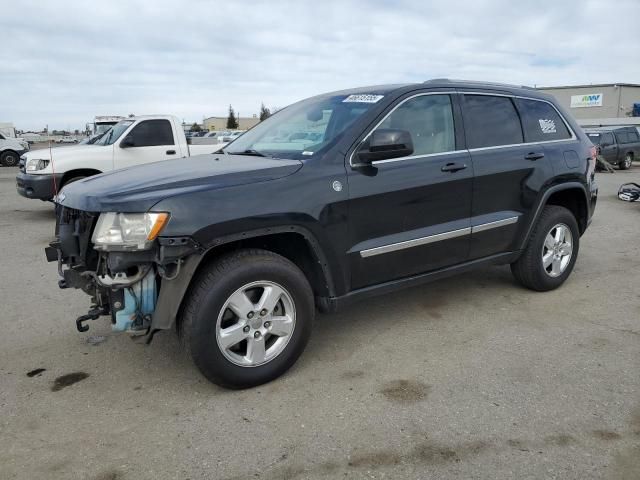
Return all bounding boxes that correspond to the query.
[375,94,455,156]
[462,95,523,148]
[515,98,571,142]
[129,119,175,147]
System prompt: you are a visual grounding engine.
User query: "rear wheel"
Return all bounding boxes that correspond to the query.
[511,205,579,291]
[0,151,19,167]
[619,153,633,170]
[180,249,314,389]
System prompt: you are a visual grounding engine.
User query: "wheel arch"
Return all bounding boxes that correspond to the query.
[61,168,102,186]
[152,226,337,332]
[519,183,589,250]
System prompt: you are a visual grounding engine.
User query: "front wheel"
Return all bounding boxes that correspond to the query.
[180,249,314,389]
[0,151,19,167]
[511,205,579,291]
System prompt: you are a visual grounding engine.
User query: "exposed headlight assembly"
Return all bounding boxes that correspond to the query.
[26,158,50,172]
[92,212,170,251]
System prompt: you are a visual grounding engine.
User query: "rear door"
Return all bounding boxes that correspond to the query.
[461,93,555,259]
[114,119,178,169]
[346,92,473,289]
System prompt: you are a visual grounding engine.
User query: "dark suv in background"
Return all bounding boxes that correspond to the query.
[48,79,598,388]
[585,126,640,169]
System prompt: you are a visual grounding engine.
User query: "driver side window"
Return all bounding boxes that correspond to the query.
[129,120,175,147]
[376,94,455,156]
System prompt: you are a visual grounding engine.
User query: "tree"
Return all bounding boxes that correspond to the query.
[226,105,239,129]
[191,122,202,132]
[259,102,271,121]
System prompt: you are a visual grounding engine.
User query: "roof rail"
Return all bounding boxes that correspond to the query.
[423,78,535,90]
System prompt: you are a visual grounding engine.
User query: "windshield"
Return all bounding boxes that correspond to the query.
[224,93,383,159]
[95,123,116,134]
[94,120,134,146]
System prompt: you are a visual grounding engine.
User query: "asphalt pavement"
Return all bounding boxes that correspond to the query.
[0,166,638,480]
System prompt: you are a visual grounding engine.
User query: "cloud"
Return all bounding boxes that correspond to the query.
[1,0,638,130]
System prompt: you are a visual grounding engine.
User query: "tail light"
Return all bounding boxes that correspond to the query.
[588,145,597,174]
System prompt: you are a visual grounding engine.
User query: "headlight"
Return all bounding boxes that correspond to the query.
[26,158,50,172]
[92,212,170,251]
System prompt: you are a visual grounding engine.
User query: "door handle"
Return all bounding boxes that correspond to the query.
[524,152,544,161]
[441,162,467,172]
[166,150,176,155]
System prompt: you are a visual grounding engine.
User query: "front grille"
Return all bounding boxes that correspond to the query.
[56,206,99,268]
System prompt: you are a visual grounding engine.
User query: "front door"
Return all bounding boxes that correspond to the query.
[346,93,473,290]
[115,119,178,169]
[598,132,618,163]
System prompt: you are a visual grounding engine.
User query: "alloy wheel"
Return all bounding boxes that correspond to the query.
[541,223,573,277]
[215,281,296,367]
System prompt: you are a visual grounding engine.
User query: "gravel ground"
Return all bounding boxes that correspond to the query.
[0,166,638,480]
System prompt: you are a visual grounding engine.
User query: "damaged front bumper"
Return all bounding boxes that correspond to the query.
[46,205,202,336]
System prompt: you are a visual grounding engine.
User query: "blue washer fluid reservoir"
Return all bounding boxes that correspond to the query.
[113,269,157,332]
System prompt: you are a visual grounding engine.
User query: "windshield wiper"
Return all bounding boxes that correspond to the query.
[228,149,267,157]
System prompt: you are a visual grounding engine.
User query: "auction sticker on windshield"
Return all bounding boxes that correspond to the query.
[343,94,384,103]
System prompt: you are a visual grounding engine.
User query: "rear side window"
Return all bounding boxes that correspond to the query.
[624,130,640,143]
[130,119,175,147]
[462,95,523,148]
[615,131,629,144]
[515,98,572,142]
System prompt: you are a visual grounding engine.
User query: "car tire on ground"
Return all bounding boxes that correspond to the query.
[0,151,20,167]
[511,205,579,292]
[180,248,314,389]
[619,153,633,170]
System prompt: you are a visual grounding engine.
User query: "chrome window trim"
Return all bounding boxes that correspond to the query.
[349,90,576,168]
[359,216,519,258]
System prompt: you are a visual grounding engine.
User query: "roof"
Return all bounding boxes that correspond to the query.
[583,125,637,131]
[537,83,640,90]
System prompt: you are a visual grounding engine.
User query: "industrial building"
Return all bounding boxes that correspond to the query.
[203,115,260,131]
[537,83,640,127]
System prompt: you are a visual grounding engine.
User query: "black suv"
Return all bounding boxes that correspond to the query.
[585,126,640,170]
[47,79,598,388]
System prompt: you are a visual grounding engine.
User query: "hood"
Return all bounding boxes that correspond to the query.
[23,144,101,161]
[58,153,303,212]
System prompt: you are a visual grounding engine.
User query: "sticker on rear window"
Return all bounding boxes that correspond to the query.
[538,119,557,134]
[343,94,384,103]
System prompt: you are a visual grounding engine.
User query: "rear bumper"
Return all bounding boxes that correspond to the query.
[16,172,63,200]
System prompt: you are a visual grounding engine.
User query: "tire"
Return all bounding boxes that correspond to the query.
[619,153,633,170]
[62,176,86,187]
[180,249,314,389]
[0,151,19,167]
[511,205,579,292]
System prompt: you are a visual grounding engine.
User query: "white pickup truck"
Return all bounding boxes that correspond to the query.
[0,132,29,167]
[17,115,225,201]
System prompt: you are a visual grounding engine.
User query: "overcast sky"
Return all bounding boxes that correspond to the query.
[2,0,639,131]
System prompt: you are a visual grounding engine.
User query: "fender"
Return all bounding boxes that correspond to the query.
[518,182,589,250]
[151,225,337,331]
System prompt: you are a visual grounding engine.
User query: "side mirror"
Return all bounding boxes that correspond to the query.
[356,129,414,165]
[120,134,135,148]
